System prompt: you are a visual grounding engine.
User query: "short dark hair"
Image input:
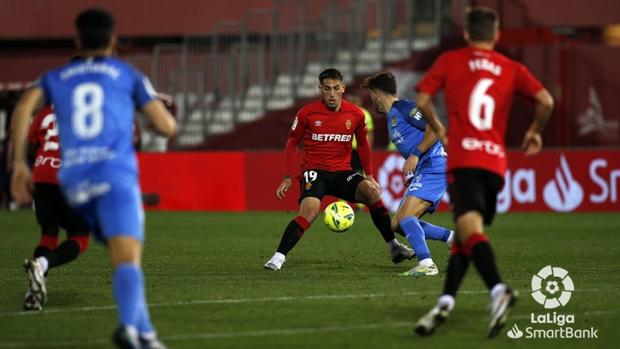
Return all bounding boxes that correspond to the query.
[75,8,115,50]
[361,72,397,95]
[465,6,498,42]
[318,68,343,84]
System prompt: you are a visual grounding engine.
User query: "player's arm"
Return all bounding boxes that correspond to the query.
[415,54,447,145]
[416,93,447,146]
[276,136,299,200]
[364,110,375,148]
[355,120,379,190]
[10,87,44,204]
[522,88,554,156]
[403,124,438,176]
[27,111,41,157]
[277,113,304,199]
[141,100,177,138]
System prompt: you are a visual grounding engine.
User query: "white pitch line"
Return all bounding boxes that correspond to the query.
[0,310,617,348]
[0,322,412,348]
[0,288,604,317]
[0,290,478,317]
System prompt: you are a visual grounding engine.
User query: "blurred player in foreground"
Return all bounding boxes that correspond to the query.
[413,6,553,337]
[264,68,414,271]
[11,8,177,349]
[363,72,453,277]
[22,105,90,311]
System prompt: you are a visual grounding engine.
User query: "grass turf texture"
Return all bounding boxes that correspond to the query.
[0,211,618,349]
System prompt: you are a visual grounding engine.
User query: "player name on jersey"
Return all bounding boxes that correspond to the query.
[468,58,502,76]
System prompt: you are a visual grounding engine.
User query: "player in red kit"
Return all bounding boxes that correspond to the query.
[22,105,90,311]
[264,68,413,270]
[413,7,553,337]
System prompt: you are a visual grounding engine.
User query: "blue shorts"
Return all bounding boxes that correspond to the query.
[402,171,447,214]
[60,176,144,242]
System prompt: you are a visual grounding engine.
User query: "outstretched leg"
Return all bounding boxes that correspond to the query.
[355,179,414,264]
[265,197,320,271]
[392,196,439,276]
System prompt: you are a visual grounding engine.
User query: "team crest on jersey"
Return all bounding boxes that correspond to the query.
[391,116,397,127]
[345,119,352,129]
[305,181,312,190]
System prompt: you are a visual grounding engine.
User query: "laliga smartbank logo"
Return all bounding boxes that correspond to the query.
[531,265,574,309]
[507,265,598,340]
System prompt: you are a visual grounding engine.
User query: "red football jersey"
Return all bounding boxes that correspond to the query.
[287,99,369,174]
[417,46,544,177]
[28,105,61,184]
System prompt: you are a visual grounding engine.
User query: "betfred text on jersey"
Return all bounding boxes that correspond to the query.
[461,137,505,157]
[311,133,352,142]
[35,155,61,169]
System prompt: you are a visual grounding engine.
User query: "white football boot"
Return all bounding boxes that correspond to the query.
[263,252,286,271]
[389,240,415,264]
[24,259,47,305]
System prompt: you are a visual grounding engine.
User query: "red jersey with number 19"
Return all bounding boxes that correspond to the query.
[416,46,544,177]
[28,106,61,184]
[285,99,371,175]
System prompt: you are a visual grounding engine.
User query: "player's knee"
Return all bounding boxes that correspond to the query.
[357,181,381,204]
[299,197,322,222]
[301,209,320,223]
[107,236,142,267]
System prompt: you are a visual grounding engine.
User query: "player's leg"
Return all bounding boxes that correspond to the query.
[416,169,515,337]
[33,186,90,275]
[31,184,60,259]
[264,169,326,271]
[393,196,438,276]
[415,169,477,336]
[348,173,414,264]
[93,180,165,349]
[419,220,453,245]
[348,150,365,210]
[108,236,145,349]
[264,197,320,270]
[24,183,59,310]
[456,170,516,338]
[409,171,453,244]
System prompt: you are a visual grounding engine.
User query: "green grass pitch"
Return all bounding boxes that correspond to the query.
[0,211,618,348]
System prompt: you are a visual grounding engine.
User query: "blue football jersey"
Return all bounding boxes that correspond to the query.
[387,100,446,173]
[37,57,156,183]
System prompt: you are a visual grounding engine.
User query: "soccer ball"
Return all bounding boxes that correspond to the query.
[323,201,355,232]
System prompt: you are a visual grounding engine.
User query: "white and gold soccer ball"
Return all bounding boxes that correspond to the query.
[323,201,355,232]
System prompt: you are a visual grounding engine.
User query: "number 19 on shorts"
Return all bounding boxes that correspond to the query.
[303,170,318,183]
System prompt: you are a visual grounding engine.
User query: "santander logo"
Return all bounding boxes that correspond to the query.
[376,151,617,213]
[543,155,584,212]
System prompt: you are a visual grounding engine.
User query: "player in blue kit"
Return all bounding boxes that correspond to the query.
[363,72,453,276]
[11,8,176,349]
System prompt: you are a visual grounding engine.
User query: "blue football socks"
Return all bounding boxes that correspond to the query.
[419,220,452,242]
[137,298,155,335]
[399,216,431,261]
[113,263,151,333]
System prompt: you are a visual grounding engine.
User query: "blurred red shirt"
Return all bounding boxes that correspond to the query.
[417,46,544,177]
[28,105,61,184]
